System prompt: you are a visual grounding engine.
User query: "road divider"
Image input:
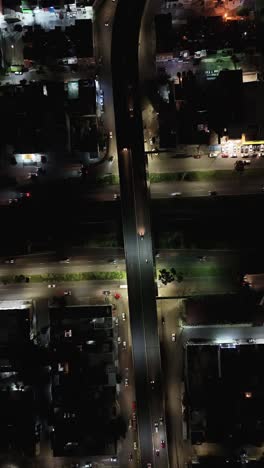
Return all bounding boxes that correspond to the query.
[1,271,127,284]
[96,169,264,185]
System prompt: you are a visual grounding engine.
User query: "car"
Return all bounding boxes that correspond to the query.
[128,419,132,429]
[247,338,256,344]
[48,284,56,288]
[156,449,160,456]
[139,232,144,239]
[243,159,251,165]
[198,255,206,261]
[122,341,127,349]
[105,21,110,26]
[109,131,113,139]
[147,464,152,468]
[171,192,182,196]
[209,152,218,158]
[125,378,129,387]
[117,337,121,344]
[221,153,229,158]
[84,463,92,468]
[172,333,176,342]
[162,316,165,325]
[133,442,137,450]
[161,440,166,448]
[64,290,71,296]
[132,413,137,431]
[129,452,133,461]
[113,193,120,200]
[208,191,217,196]
[108,259,117,264]
[3,258,15,264]
[150,379,155,389]
[27,172,38,179]
[115,318,118,326]
[193,154,201,159]
[154,422,159,432]
[122,312,126,321]
[132,401,136,410]
[9,198,18,205]
[110,456,117,462]
[59,257,70,263]
[159,417,164,424]
[14,70,23,75]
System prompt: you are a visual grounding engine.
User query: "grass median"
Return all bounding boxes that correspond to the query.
[97,169,264,186]
[1,271,127,284]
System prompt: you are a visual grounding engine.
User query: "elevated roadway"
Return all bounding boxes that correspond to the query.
[111,1,169,467]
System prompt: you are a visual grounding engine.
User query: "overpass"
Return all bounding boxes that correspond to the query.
[111,1,169,467]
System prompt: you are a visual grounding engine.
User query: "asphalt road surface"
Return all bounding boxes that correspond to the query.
[111,0,168,466]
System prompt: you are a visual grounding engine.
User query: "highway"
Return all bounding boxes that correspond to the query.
[111,0,169,466]
[1,176,264,207]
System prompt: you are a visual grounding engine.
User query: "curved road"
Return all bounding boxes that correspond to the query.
[111,1,168,468]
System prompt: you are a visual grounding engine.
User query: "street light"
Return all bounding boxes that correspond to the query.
[11,44,14,65]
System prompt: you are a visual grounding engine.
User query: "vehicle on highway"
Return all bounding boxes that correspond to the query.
[128,94,134,118]
[128,419,132,429]
[125,378,129,387]
[109,131,113,139]
[221,153,228,158]
[132,412,137,431]
[247,338,256,344]
[28,172,38,179]
[84,463,92,468]
[113,193,120,200]
[162,316,165,325]
[134,442,137,450]
[105,20,110,26]
[117,336,121,344]
[161,440,166,448]
[122,341,127,349]
[9,198,18,205]
[48,284,56,288]
[209,152,218,158]
[108,259,117,264]
[154,422,159,432]
[171,192,182,196]
[64,290,71,296]
[208,191,217,196]
[139,231,144,239]
[59,257,70,263]
[115,318,118,326]
[122,312,126,321]
[198,255,206,261]
[150,379,155,389]
[243,159,251,165]
[156,449,160,456]
[172,333,176,342]
[3,258,15,264]
[110,456,117,462]
[159,417,164,424]
[132,401,136,410]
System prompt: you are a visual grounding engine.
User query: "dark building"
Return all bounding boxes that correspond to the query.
[0,304,38,457]
[49,305,119,456]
